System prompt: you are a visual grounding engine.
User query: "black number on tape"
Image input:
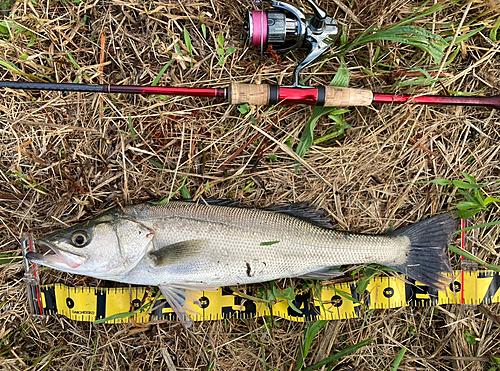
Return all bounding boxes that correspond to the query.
[132,299,141,310]
[66,297,75,309]
[383,287,395,298]
[331,295,343,308]
[199,296,210,309]
[450,281,461,292]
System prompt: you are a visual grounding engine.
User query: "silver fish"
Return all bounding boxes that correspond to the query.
[27,201,455,325]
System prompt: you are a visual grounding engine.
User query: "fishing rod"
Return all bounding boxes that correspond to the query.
[1,0,499,109]
[1,80,499,109]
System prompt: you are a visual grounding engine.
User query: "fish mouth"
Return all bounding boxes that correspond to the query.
[26,240,87,269]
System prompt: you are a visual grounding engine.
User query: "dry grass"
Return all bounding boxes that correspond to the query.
[1,0,500,370]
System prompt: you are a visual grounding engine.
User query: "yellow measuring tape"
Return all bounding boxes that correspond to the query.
[32,270,500,324]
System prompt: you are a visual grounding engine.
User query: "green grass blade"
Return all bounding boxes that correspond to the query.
[0,60,44,81]
[295,57,350,160]
[345,3,445,52]
[448,244,500,272]
[0,60,20,72]
[295,109,324,159]
[353,26,447,64]
[385,3,445,29]
[343,4,447,63]
[456,201,483,210]
[0,255,23,265]
[296,320,328,370]
[0,20,27,35]
[430,179,452,186]
[154,173,190,205]
[452,180,488,189]
[152,60,174,86]
[483,197,500,206]
[180,185,191,199]
[184,27,192,55]
[94,311,136,324]
[148,158,165,169]
[302,338,372,371]
[490,16,500,42]
[454,221,500,234]
[201,23,207,39]
[450,26,486,45]
[390,347,407,371]
[462,172,477,184]
[128,114,137,135]
[332,287,364,307]
[65,51,81,70]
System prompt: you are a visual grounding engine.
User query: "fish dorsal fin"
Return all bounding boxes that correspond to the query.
[265,202,333,229]
[159,283,217,328]
[171,198,333,228]
[149,239,208,267]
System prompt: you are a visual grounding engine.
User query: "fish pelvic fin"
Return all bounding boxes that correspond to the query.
[386,213,456,291]
[159,283,216,328]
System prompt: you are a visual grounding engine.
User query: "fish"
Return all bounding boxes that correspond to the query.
[27,200,456,326]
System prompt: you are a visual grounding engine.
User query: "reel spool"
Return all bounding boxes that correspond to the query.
[244,0,340,86]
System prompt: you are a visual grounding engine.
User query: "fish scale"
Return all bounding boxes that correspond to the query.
[28,200,456,327]
[120,202,409,287]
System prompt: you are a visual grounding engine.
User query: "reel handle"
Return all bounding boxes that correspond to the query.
[228,83,373,106]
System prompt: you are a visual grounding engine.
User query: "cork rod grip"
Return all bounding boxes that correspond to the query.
[324,87,373,107]
[228,83,270,105]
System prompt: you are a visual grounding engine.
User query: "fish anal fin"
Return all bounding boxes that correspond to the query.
[149,239,208,267]
[158,283,215,328]
[265,202,333,229]
[298,267,344,279]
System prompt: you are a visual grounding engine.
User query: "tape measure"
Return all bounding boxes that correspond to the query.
[28,270,500,324]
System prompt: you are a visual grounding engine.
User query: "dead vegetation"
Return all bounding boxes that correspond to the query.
[1,0,499,370]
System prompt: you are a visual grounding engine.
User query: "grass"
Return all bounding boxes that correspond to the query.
[390,347,407,371]
[429,172,500,219]
[302,338,373,371]
[216,33,236,67]
[0,0,499,370]
[296,320,328,370]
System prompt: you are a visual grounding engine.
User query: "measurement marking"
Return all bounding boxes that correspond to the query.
[460,219,466,304]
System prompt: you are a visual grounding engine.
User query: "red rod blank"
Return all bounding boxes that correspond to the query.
[108,85,226,98]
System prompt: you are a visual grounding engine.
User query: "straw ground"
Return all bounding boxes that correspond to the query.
[1,0,499,370]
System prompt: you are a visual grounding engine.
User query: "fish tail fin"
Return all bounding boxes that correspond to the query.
[386,213,456,291]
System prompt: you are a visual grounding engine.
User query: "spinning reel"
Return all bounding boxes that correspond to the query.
[244,0,340,86]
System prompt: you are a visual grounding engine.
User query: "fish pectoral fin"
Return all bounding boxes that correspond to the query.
[149,239,208,267]
[298,267,344,279]
[159,283,216,328]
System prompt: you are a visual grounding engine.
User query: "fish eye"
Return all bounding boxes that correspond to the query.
[71,231,89,247]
